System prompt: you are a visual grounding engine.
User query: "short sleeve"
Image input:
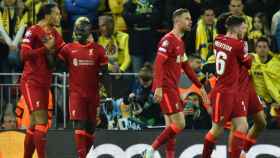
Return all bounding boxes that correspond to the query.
[97,45,108,66]
[157,37,173,57]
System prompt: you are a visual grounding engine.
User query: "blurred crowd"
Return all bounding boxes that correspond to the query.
[1,0,280,130]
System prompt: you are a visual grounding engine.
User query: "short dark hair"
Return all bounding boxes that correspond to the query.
[256,37,270,47]
[225,15,245,28]
[37,3,58,21]
[216,12,232,34]
[172,8,189,21]
[201,3,215,15]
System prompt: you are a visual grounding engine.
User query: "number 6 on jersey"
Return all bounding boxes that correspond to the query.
[215,50,227,75]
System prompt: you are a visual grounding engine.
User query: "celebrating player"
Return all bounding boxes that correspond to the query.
[20,3,64,158]
[202,16,252,158]
[58,17,108,158]
[215,13,267,157]
[143,8,208,158]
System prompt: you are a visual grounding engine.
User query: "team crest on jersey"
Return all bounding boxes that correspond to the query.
[73,58,78,66]
[89,49,94,56]
[162,40,169,47]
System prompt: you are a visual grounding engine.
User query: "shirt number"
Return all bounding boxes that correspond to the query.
[215,50,227,75]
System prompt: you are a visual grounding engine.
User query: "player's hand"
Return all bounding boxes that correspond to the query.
[154,88,163,103]
[43,35,56,51]
[200,86,210,105]
[206,106,213,115]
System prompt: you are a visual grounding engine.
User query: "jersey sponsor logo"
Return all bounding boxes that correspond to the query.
[71,50,78,53]
[73,58,95,66]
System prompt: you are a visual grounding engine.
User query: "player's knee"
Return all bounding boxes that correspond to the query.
[236,122,248,133]
[210,124,224,137]
[175,120,185,129]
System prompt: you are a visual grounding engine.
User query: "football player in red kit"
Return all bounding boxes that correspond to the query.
[20,3,65,158]
[143,8,209,158]
[202,16,253,158]
[215,13,267,157]
[58,17,108,158]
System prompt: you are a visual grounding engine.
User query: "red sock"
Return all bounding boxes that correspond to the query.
[75,130,90,158]
[24,128,35,158]
[230,131,246,158]
[165,138,175,158]
[202,132,216,158]
[152,124,182,150]
[34,124,48,158]
[244,136,256,152]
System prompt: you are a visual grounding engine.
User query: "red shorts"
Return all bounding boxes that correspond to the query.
[21,82,49,112]
[160,88,183,115]
[69,92,99,123]
[211,91,247,123]
[241,83,264,115]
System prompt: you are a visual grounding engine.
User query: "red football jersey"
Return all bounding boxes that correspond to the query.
[153,32,201,90]
[20,25,65,87]
[59,42,108,96]
[213,35,250,93]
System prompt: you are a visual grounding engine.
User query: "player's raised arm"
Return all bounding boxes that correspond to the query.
[20,28,50,61]
[237,41,253,69]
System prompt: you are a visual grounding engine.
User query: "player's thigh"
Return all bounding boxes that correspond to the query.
[252,110,267,127]
[31,109,48,125]
[164,115,172,126]
[211,92,234,124]
[231,116,248,132]
[69,93,87,121]
[160,89,183,115]
[248,89,264,115]
[169,112,185,129]
[21,83,48,112]
[209,121,225,138]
